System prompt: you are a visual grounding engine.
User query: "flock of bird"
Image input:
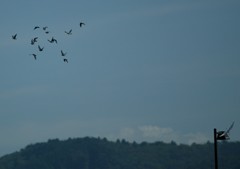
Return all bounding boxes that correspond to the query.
[11,22,85,63]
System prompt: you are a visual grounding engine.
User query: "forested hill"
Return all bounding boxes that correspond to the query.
[0,137,240,169]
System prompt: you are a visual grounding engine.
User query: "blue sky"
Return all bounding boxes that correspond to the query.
[0,0,240,156]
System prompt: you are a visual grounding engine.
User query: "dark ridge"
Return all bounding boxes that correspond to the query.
[0,137,239,169]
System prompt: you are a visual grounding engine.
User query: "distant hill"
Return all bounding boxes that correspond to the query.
[0,137,239,169]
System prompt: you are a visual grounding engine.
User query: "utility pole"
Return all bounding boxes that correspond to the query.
[214,128,218,169]
[213,122,234,169]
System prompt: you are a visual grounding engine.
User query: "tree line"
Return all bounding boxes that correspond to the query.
[0,137,239,169]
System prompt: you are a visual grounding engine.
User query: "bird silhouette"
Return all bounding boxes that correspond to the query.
[43,26,48,31]
[48,39,54,43]
[217,121,235,140]
[38,45,44,51]
[34,26,40,30]
[33,37,38,43]
[12,34,17,40]
[48,37,57,43]
[11,21,88,63]
[31,39,35,45]
[65,29,72,35]
[53,38,57,43]
[61,50,67,56]
[30,54,37,60]
[221,122,234,137]
[80,22,85,27]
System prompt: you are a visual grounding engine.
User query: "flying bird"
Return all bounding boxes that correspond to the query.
[38,45,44,51]
[12,34,17,40]
[48,37,57,43]
[43,26,48,31]
[31,39,35,45]
[30,37,38,45]
[52,37,57,43]
[65,29,72,35]
[30,54,37,60]
[61,50,67,56]
[223,121,234,136]
[48,39,54,43]
[34,26,40,30]
[63,58,68,63]
[80,22,85,27]
[33,37,38,43]
[217,121,235,140]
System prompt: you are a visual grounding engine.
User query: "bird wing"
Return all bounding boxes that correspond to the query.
[220,121,235,137]
[34,26,38,30]
[65,30,72,34]
[33,37,38,42]
[38,45,43,50]
[12,34,17,39]
[226,121,234,134]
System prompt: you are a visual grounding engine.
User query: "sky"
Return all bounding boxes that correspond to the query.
[0,0,240,156]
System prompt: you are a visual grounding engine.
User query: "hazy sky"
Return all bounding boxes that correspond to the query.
[0,0,240,156]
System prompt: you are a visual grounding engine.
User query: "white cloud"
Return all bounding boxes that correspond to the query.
[183,132,210,145]
[139,125,173,138]
[138,125,179,143]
